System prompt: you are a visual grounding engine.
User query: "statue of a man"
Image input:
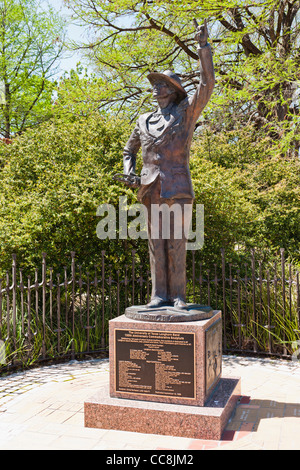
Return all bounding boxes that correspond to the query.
[122,20,215,310]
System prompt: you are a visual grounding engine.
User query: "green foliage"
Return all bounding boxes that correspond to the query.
[189,150,257,264]
[0,0,298,277]
[191,125,300,260]
[0,113,299,279]
[0,1,299,369]
[0,112,145,277]
[54,65,123,120]
[52,1,300,267]
[0,0,65,138]
[67,4,299,110]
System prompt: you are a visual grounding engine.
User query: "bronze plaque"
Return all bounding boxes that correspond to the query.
[114,329,195,400]
[205,319,222,395]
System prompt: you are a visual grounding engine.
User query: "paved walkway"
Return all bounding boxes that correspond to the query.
[0,355,299,450]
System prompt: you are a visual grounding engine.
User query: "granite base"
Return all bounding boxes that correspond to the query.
[84,377,241,440]
[109,312,222,407]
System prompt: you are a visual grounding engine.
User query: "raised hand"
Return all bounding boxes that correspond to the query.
[194,18,209,47]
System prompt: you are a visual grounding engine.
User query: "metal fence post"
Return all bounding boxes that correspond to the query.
[101,250,105,349]
[281,248,287,355]
[12,254,17,351]
[221,248,226,351]
[42,253,46,359]
[71,251,76,360]
[251,249,257,353]
[1,248,300,368]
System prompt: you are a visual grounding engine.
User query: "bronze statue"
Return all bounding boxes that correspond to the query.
[120,19,215,314]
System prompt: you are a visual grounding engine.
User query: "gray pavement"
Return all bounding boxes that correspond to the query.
[0,355,299,450]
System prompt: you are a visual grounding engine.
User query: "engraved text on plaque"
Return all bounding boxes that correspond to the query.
[114,329,195,400]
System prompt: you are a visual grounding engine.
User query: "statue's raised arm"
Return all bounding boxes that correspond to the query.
[194,18,209,47]
[186,18,215,122]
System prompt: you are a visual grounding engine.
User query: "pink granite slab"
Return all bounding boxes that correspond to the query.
[109,311,222,407]
[84,377,241,440]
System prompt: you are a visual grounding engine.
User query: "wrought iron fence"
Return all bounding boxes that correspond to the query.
[0,248,299,372]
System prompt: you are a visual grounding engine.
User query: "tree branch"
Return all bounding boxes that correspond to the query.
[19,77,46,133]
[217,11,262,56]
[144,13,198,60]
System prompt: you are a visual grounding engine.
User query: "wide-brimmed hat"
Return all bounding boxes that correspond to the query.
[147,70,187,102]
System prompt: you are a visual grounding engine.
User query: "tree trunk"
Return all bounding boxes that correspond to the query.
[4,81,10,139]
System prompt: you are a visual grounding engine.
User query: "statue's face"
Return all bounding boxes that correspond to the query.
[152,80,176,100]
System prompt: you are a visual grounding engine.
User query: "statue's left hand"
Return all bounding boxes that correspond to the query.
[194,18,209,47]
[113,173,141,188]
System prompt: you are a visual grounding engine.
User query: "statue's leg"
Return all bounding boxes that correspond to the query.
[167,237,187,303]
[148,235,168,303]
[142,181,169,306]
[166,198,193,307]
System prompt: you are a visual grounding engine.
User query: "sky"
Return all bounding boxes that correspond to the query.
[48,0,91,79]
[49,0,132,79]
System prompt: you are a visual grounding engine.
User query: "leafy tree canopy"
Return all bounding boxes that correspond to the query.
[64,0,299,157]
[0,0,66,138]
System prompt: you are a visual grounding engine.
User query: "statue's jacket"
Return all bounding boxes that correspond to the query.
[123,44,215,201]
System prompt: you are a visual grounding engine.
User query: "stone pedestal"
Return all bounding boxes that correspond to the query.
[109,312,222,407]
[84,310,241,440]
[84,378,240,440]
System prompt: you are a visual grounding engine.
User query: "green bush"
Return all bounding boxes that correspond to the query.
[191,126,300,264]
[0,116,299,281]
[0,114,145,277]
